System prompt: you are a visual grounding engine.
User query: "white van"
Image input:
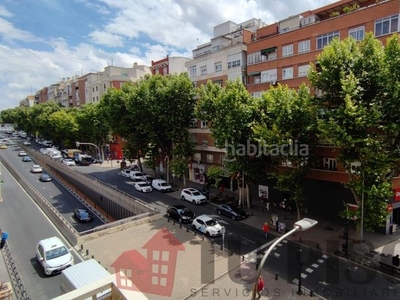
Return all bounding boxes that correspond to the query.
[36,236,74,276]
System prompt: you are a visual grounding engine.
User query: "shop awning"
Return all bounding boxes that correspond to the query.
[261,47,277,55]
[247,71,261,76]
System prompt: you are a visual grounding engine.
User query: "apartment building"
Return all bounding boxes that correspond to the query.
[151,55,191,76]
[185,18,265,184]
[245,0,400,232]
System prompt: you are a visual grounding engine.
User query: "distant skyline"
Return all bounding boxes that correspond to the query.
[0,0,338,111]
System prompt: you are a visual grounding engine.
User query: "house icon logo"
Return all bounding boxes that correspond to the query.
[111,228,185,297]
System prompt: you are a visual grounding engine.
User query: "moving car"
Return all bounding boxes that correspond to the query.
[120,169,132,178]
[18,150,27,156]
[39,173,52,182]
[151,179,173,192]
[129,171,146,182]
[22,156,32,162]
[73,208,94,222]
[134,181,152,193]
[167,205,195,223]
[30,164,43,173]
[36,236,74,275]
[62,159,76,166]
[217,204,247,220]
[5,140,14,146]
[181,188,207,204]
[192,214,223,237]
[0,145,7,149]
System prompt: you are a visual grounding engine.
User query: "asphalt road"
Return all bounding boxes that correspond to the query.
[0,155,83,300]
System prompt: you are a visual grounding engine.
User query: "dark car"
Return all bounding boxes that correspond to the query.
[74,208,94,222]
[39,173,52,182]
[217,204,247,220]
[166,205,195,223]
[22,155,32,162]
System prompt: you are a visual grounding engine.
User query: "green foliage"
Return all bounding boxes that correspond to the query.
[309,33,397,236]
[206,165,224,187]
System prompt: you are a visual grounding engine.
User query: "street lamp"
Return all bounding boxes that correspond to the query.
[76,141,101,161]
[251,218,318,300]
[360,175,365,242]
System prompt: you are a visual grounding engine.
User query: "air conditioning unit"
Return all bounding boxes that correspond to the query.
[270,80,277,86]
[350,161,361,174]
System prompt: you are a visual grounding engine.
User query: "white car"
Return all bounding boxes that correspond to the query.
[152,179,173,192]
[129,171,146,182]
[192,215,223,237]
[62,159,76,166]
[31,164,43,173]
[134,181,153,193]
[181,188,207,204]
[23,141,31,146]
[18,150,27,156]
[36,236,74,276]
[120,169,132,178]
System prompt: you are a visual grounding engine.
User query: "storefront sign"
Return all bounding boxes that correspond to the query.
[394,188,400,201]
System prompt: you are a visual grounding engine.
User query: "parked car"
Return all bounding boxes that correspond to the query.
[36,236,74,276]
[30,164,43,173]
[217,204,247,220]
[151,179,173,192]
[22,155,32,162]
[134,181,153,193]
[39,173,52,182]
[5,140,14,146]
[62,159,76,166]
[120,169,132,178]
[192,214,223,237]
[129,171,146,182]
[73,208,94,222]
[23,140,31,146]
[181,188,207,205]
[144,174,154,184]
[0,145,7,149]
[167,205,195,223]
[18,150,27,156]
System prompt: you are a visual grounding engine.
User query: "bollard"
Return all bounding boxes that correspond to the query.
[202,235,204,240]
[91,255,94,259]
[299,237,302,243]
[275,274,278,280]
[167,218,170,222]
[220,244,223,250]
[180,224,182,229]
[242,256,244,261]
[230,250,233,256]
[310,290,314,297]
[186,227,189,232]
[86,249,89,256]
[80,245,83,251]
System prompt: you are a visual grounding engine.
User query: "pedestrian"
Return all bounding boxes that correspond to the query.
[256,276,265,298]
[0,231,9,249]
[263,222,270,239]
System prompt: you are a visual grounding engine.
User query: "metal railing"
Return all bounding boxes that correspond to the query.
[0,225,31,300]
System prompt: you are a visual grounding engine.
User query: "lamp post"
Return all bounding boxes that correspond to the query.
[251,218,318,300]
[360,175,365,242]
[296,249,303,295]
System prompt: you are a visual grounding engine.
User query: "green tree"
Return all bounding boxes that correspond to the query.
[195,80,264,207]
[252,83,318,220]
[308,33,399,239]
[47,109,79,147]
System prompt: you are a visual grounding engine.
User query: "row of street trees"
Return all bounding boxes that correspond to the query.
[2,33,400,239]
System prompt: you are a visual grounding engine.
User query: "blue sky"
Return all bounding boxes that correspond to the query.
[0,0,338,111]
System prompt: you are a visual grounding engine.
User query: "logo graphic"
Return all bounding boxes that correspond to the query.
[111,228,185,297]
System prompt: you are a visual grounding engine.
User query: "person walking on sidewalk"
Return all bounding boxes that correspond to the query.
[0,231,9,249]
[263,222,270,239]
[256,276,265,298]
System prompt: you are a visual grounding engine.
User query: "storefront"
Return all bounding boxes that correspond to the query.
[190,163,206,184]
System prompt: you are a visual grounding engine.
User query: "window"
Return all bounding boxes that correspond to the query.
[375,15,399,37]
[200,66,207,76]
[215,62,222,73]
[349,26,365,41]
[227,53,241,69]
[298,40,310,54]
[193,153,201,162]
[247,52,262,65]
[92,87,94,92]
[213,80,222,87]
[298,65,310,77]
[103,83,106,90]
[188,66,196,77]
[316,31,340,50]
[201,139,208,147]
[323,157,337,171]
[206,154,214,163]
[96,86,98,91]
[201,120,208,128]
[163,66,167,74]
[251,91,263,98]
[261,69,277,83]
[282,67,293,79]
[282,44,293,57]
